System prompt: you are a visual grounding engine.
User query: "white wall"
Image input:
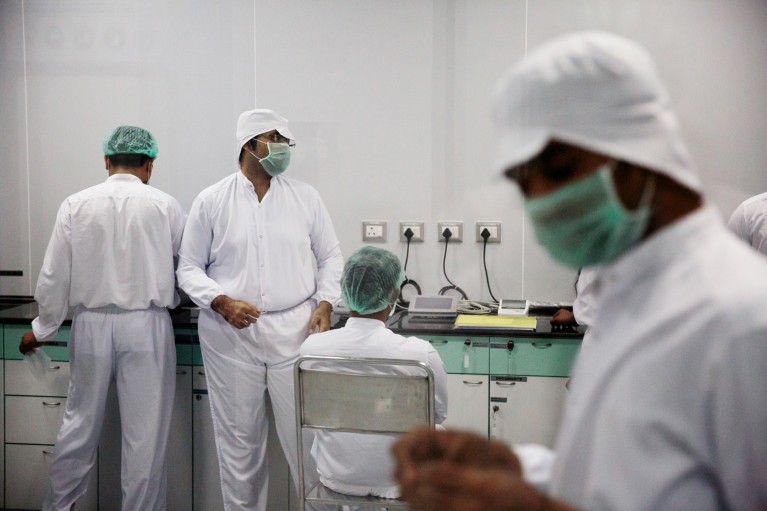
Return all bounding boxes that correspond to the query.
[2,0,767,303]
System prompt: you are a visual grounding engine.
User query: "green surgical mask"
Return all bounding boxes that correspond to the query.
[252,141,291,176]
[524,164,655,269]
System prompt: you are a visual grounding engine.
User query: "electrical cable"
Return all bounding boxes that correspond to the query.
[398,228,422,307]
[481,228,499,303]
[438,228,468,300]
[457,300,496,315]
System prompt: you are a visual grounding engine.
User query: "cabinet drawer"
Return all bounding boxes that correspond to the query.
[423,336,489,374]
[5,443,56,510]
[5,443,98,510]
[6,395,66,444]
[489,338,580,377]
[5,359,71,396]
[4,324,71,361]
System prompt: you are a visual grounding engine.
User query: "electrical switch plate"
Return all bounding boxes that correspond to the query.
[438,222,463,242]
[476,222,502,243]
[400,222,425,242]
[362,221,387,242]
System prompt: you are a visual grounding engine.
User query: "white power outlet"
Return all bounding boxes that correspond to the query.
[362,221,387,242]
[400,222,424,242]
[476,222,502,243]
[438,222,463,242]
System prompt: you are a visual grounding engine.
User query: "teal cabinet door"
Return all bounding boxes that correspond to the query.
[489,337,580,377]
[4,324,71,362]
[422,336,490,374]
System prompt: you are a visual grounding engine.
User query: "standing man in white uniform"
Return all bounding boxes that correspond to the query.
[727,191,767,254]
[20,126,186,511]
[176,109,343,510]
[393,32,767,511]
[300,247,448,499]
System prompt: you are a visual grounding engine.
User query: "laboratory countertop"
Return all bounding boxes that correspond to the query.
[0,302,201,328]
[0,302,582,339]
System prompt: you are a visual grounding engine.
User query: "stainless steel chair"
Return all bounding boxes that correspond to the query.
[294,355,436,511]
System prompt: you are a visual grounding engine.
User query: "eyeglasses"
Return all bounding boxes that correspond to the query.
[257,132,296,148]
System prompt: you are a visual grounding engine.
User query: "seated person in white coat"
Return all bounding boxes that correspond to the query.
[300,246,448,499]
[728,191,767,255]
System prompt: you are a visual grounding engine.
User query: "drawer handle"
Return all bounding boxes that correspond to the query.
[198,370,206,377]
[532,343,552,349]
[47,365,62,371]
[42,449,54,455]
[495,381,516,387]
[429,340,448,346]
[42,401,61,407]
[176,369,188,375]
[462,380,483,386]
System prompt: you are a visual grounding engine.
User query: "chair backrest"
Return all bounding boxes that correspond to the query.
[294,356,436,435]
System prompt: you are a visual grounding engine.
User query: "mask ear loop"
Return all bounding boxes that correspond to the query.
[608,161,657,212]
[636,171,657,209]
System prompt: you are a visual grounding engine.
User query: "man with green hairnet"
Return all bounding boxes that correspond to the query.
[300,246,448,500]
[20,126,186,511]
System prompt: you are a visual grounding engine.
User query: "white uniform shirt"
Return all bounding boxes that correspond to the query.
[300,317,448,498]
[32,174,186,341]
[549,207,767,510]
[727,191,767,255]
[176,172,342,311]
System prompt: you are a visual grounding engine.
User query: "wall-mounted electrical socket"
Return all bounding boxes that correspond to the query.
[476,222,502,243]
[400,222,425,242]
[362,221,387,242]
[438,222,463,242]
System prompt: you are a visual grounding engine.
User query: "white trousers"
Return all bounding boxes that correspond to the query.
[43,305,176,511]
[198,300,317,511]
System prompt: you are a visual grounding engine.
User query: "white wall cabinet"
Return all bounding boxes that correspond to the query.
[489,376,568,448]
[169,366,193,510]
[192,368,296,511]
[443,374,488,436]
[98,366,193,511]
[4,358,97,510]
[192,368,224,511]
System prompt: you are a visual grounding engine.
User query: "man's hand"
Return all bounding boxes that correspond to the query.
[211,295,261,329]
[393,428,573,511]
[19,331,46,355]
[550,309,577,327]
[308,301,333,334]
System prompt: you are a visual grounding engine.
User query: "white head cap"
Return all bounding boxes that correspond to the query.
[493,31,701,192]
[236,109,295,160]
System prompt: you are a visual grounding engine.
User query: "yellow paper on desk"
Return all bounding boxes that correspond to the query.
[454,314,536,330]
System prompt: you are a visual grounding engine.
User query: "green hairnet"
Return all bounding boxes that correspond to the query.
[342,247,404,315]
[102,126,158,158]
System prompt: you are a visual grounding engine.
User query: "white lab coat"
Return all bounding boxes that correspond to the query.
[33,174,186,511]
[572,267,599,330]
[547,207,767,510]
[727,191,767,255]
[300,317,448,498]
[176,171,343,511]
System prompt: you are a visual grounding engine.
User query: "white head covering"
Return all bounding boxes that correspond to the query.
[235,109,295,160]
[493,31,701,192]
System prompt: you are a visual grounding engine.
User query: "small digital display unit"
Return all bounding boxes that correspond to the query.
[498,299,530,317]
[408,295,458,317]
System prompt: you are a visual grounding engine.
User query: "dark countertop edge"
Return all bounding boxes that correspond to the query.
[0,306,582,339]
[0,303,200,328]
